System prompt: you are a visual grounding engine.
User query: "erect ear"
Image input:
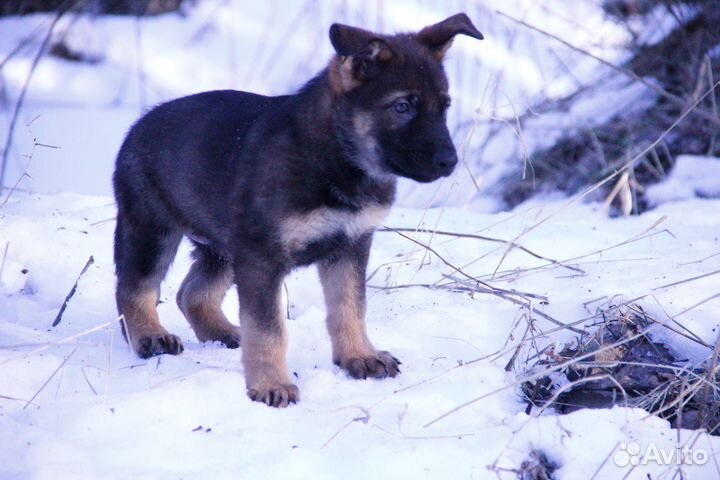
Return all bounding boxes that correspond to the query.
[416,13,483,61]
[328,23,393,93]
[330,24,377,56]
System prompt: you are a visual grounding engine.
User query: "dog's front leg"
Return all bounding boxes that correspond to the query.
[236,261,298,407]
[319,233,401,379]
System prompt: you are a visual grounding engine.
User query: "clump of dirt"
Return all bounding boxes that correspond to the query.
[518,449,558,480]
[522,304,720,435]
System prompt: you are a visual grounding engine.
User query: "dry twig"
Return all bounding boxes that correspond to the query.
[0,1,75,189]
[23,348,77,410]
[496,10,720,128]
[52,255,95,327]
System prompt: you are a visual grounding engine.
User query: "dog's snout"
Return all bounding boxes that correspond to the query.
[432,147,458,175]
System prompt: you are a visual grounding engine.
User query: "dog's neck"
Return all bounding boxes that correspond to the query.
[289,69,397,208]
[291,70,343,153]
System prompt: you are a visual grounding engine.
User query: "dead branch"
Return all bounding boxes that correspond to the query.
[52,255,95,327]
[377,226,583,274]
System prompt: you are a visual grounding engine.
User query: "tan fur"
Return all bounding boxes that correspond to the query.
[352,110,373,136]
[328,40,392,95]
[118,289,166,350]
[241,323,291,387]
[280,203,390,252]
[177,263,239,342]
[328,56,360,94]
[431,38,453,61]
[319,259,375,364]
[351,111,391,179]
[240,301,298,406]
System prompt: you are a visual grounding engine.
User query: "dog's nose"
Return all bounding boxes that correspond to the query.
[432,148,458,175]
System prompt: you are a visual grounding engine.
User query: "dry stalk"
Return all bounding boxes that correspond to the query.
[0,319,115,365]
[424,326,656,428]
[679,251,720,266]
[630,299,710,349]
[22,347,76,410]
[487,78,718,276]
[1,139,59,209]
[52,255,95,327]
[653,269,720,291]
[535,374,631,414]
[0,241,8,285]
[81,366,98,395]
[486,223,670,283]
[0,1,74,189]
[674,293,720,318]
[381,226,546,303]
[377,226,582,274]
[495,10,720,128]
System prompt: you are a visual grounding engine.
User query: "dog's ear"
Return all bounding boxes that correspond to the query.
[328,23,393,93]
[416,13,483,61]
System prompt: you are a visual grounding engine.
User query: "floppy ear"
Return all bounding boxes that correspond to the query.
[416,13,483,60]
[328,23,393,92]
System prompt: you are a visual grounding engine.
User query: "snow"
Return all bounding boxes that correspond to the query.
[0,0,634,204]
[646,155,720,206]
[2,192,720,479]
[2,2,720,478]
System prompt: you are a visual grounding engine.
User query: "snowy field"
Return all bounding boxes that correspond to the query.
[2,190,719,479]
[2,1,720,479]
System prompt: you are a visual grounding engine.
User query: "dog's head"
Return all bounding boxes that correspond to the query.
[327,14,483,183]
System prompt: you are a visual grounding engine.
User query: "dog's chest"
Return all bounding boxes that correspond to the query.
[280,204,389,257]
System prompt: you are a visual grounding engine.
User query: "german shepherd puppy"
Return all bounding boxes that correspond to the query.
[113,14,483,407]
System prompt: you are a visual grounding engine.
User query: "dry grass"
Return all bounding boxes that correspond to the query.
[521,303,720,435]
[497,0,720,212]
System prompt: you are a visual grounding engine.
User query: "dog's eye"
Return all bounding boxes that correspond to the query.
[393,100,411,114]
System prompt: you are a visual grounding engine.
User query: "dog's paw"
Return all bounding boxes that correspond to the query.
[341,351,402,379]
[134,333,184,359]
[220,333,241,349]
[247,383,299,408]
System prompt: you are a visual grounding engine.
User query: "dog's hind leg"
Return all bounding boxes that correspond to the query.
[177,245,241,348]
[114,211,183,359]
[319,233,401,379]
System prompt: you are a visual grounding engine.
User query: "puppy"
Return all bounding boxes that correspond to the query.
[113,13,483,407]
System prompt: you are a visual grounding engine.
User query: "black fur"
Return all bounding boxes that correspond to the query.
[113,14,483,407]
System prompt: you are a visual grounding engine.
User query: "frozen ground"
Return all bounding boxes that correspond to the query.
[1,190,719,479]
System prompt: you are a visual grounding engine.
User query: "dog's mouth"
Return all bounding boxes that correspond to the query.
[385,160,443,183]
[384,154,454,183]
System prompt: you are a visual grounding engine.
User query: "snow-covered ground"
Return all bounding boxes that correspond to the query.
[2,2,720,479]
[1,190,719,479]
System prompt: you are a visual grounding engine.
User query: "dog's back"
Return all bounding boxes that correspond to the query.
[114,90,288,242]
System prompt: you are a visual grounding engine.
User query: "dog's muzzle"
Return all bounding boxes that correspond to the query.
[432,147,458,177]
